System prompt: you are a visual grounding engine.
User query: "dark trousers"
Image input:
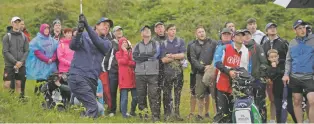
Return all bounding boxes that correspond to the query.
[253,80,267,123]
[10,77,26,96]
[136,75,161,119]
[214,90,233,123]
[163,72,183,117]
[108,72,119,113]
[272,77,297,123]
[120,88,137,117]
[68,74,98,118]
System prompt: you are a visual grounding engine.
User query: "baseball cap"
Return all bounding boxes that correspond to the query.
[265,23,277,31]
[11,16,21,23]
[235,30,245,35]
[140,25,150,32]
[242,29,251,35]
[154,22,164,27]
[97,17,113,27]
[113,26,123,32]
[221,28,232,34]
[293,19,306,29]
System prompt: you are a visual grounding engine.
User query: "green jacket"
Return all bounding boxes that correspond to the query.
[245,39,268,79]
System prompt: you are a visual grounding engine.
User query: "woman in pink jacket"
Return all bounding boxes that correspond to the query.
[57,28,74,73]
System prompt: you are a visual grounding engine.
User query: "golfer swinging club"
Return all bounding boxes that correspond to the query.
[68,0,111,118]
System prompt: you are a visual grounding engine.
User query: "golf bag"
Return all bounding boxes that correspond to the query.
[41,73,70,111]
[231,67,262,123]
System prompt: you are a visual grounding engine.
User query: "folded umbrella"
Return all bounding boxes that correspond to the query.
[281,85,288,123]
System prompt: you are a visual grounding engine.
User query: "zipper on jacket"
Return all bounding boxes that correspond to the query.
[17,35,19,61]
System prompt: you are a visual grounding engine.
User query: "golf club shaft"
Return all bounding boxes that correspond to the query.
[80,0,82,14]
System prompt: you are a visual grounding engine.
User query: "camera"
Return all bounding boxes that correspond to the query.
[126,46,132,51]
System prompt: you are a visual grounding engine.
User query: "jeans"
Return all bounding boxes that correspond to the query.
[120,88,137,117]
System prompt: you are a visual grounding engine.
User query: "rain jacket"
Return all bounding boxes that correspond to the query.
[2,29,29,67]
[245,39,268,79]
[57,38,75,73]
[285,34,314,78]
[69,26,111,81]
[115,37,136,89]
[26,32,58,80]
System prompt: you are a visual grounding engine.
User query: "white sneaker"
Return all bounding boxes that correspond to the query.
[126,113,130,116]
[304,119,309,123]
[269,120,276,123]
[109,113,115,117]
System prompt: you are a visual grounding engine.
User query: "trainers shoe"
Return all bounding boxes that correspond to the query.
[304,119,309,123]
[109,113,115,117]
[130,111,137,116]
[139,113,143,120]
[195,115,204,121]
[152,117,160,123]
[164,115,171,122]
[123,114,131,118]
[175,115,184,121]
[187,113,194,119]
[205,113,210,118]
[80,111,86,117]
[269,120,276,123]
[144,113,149,121]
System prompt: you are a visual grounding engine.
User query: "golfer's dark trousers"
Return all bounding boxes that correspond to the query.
[136,75,161,119]
[253,79,267,123]
[68,74,98,118]
[272,77,297,123]
[163,71,184,117]
[108,72,119,114]
[214,90,233,123]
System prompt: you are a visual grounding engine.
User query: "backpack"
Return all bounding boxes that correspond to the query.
[8,32,27,42]
[162,37,181,49]
[6,33,27,48]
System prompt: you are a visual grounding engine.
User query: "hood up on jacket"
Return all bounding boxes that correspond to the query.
[118,37,130,52]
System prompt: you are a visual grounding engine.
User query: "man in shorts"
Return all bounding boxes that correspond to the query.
[283,19,314,123]
[189,26,217,120]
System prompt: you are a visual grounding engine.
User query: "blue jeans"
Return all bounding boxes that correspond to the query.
[120,88,137,117]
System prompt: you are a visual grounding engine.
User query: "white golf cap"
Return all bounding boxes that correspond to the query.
[11,16,21,23]
[113,26,123,32]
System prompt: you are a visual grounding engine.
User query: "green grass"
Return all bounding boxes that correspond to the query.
[0,69,296,123]
[0,44,294,123]
[0,68,216,123]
